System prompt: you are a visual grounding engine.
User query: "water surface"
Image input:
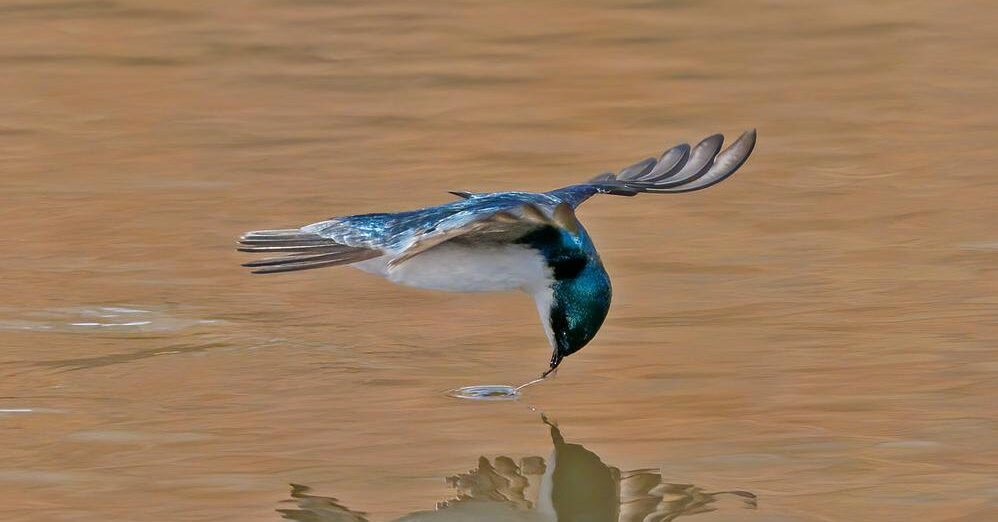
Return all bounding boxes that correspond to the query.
[1,1,996,521]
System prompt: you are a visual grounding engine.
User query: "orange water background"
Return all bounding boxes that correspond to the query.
[1,1,996,520]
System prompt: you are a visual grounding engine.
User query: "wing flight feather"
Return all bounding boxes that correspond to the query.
[550,129,756,206]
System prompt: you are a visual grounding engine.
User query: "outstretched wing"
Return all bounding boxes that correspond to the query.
[546,129,756,208]
[385,202,576,267]
[240,196,576,273]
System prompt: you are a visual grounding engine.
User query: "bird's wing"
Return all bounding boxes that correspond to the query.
[300,196,546,251]
[546,129,756,208]
[385,201,578,267]
[241,195,575,273]
[239,130,754,273]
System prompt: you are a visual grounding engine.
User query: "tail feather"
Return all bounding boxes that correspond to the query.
[237,229,379,274]
[237,243,348,253]
[242,249,367,268]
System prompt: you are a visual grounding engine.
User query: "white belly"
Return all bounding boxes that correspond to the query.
[351,243,552,294]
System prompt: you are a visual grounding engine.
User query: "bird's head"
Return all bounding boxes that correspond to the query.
[548,252,611,359]
[519,215,612,362]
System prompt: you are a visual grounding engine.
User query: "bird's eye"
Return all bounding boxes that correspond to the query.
[552,257,587,280]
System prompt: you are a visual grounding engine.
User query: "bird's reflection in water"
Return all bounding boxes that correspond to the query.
[277,416,756,522]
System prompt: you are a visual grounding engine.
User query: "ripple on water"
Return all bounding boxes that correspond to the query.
[0,306,220,334]
[446,385,521,401]
[0,408,65,420]
[67,430,212,444]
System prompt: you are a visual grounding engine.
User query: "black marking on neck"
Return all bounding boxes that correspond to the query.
[516,226,589,281]
[551,256,587,280]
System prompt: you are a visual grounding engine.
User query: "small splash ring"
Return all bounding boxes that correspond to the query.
[446,385,520,401]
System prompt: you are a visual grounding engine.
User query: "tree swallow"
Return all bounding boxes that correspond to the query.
[239,130,756,377]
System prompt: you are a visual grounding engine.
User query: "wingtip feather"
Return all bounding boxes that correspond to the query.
[575,128,757,198]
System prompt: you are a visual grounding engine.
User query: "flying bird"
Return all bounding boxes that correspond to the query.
[239,130,756,377]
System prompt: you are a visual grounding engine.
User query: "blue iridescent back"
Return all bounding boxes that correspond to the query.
[304,187,601,253]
